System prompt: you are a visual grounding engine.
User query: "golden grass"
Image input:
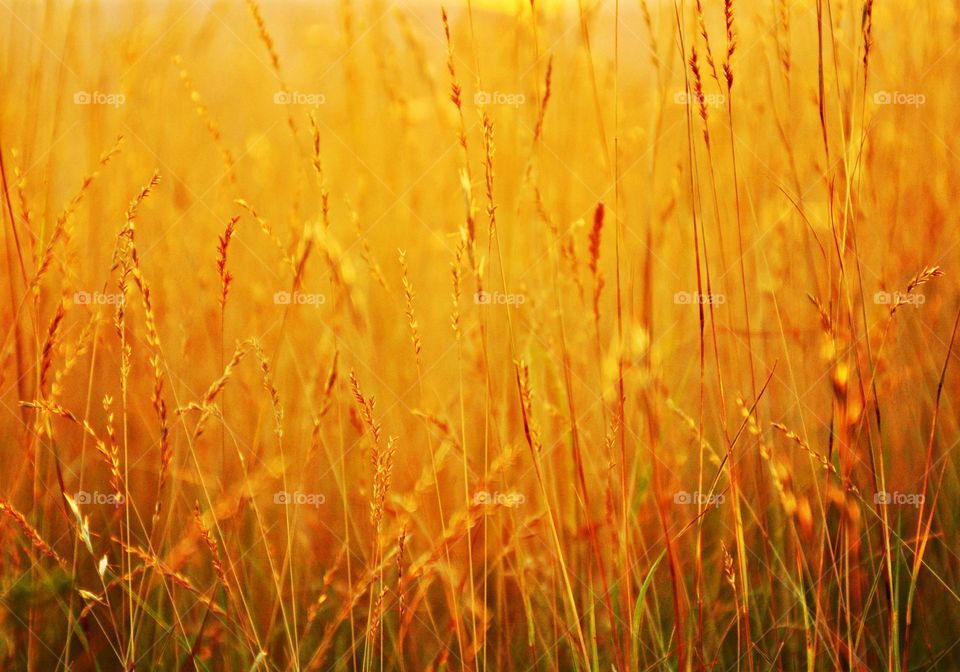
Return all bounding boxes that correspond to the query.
[1,0,959,669]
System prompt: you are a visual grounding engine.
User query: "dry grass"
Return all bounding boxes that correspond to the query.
[1,0,959,670]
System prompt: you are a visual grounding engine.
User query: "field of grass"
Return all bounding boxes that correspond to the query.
[1,0,959,669]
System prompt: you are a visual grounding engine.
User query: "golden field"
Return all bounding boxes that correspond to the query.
[0,0,958,669]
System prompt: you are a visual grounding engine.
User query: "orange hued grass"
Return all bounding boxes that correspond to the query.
[1,0,959,670]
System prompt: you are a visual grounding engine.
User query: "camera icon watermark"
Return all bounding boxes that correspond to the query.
[873,91,926,108]
[474,90,526,108]
[874,491,924,508]
[674,91,725,107]
[673,491,725,507]
[74,91,126,108]
[674,291,725,305]
[73,290,125,306]
[473,490,526,507]
[75,490,124,507]
[273,290,326,307]
[474,290,525,306]
[273,491,326,507]
[874,291,924,307]
[274,91,326,107]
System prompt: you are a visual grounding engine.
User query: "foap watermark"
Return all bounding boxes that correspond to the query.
[474,90,526,108]
[73,290,124,306]
[274,290,326,307]
[674,291,725,305]
[75,490,124,507]
[475,290,525,306]
[674,491,725,507]
[873,91,926,108]
[674,91,725,107]
[474,490,526,507]
[74,91,126,108]
[874,291,925,307]
[274,91,326,107]
[274,491,326,507]
[874,491,924,508]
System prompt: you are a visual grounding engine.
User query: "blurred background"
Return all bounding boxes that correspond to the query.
[1,0,959,670]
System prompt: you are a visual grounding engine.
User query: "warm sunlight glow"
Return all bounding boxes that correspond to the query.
[1,0,958,670]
